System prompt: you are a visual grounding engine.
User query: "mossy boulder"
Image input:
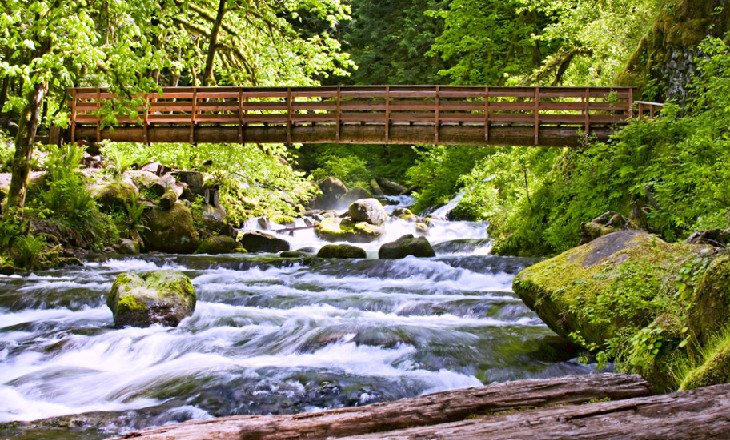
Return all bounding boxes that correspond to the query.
[197,235,241,255]
[317,244,367,259]
[392,207,416,221]
[238,231,290,253]
[315,217,384,243]
[91,181,138,211]
[681,336,730,390]
[142,202,199,253]
[107,271,196,327]
[379,235,435,259]
[348,199,388,226]
[687,254,730,346]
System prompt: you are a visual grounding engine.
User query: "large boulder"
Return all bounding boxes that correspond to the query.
[311,177,348,210]
[512,230,717,391]
[317,244,367,259]
[91,181,138,211]
[239,231,290,253]
[379,235,435,259]
[107,271,195,327]
[348,199,388,226]
[687,254,730,346]
[340,187,372,205]
[142,202,199,253]
[315,217,384,243]
[375,178,408,195]
[197,235,241,255]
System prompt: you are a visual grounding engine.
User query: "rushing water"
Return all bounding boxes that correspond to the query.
[0,197,591,438]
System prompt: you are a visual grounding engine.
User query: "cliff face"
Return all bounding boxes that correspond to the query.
[620,0,730,103]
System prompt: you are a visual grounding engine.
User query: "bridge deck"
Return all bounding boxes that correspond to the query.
[68,86,658,146]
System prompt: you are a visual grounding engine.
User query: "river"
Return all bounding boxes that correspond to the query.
[0,197,592,439]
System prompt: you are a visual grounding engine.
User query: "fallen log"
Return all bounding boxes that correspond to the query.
[114,373,651,440]
[344,383,730,440]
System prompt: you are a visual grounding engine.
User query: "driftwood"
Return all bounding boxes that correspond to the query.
[114,374,651,440]
[345,383,730,440]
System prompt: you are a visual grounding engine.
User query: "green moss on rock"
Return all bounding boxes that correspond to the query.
[315,217,384,243]
[197,235,240,255]
[142,202,199,253]
[681,335,730,390]
[317,244,367,259]
[687,254,730,346]
[107,270,195,327]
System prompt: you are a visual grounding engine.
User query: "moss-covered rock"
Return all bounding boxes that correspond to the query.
[315,217,384,243]
[142,202,199,253]
[107,271,196,327]
[238,231,290,253]
[681,334,730,391]
[379,235,435,259]
[91,181,138,211]
[687,254,730,346]
[512,230,717,391]
[348,199,388,226]
[197,235,240,255]
[317,244,367,259]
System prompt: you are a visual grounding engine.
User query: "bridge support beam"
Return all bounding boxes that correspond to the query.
[74,125,613,147]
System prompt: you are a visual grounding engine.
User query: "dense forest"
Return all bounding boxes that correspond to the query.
[1,1,730,435]
[2,1,727,249]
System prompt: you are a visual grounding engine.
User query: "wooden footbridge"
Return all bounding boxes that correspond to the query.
[68,86,662,147]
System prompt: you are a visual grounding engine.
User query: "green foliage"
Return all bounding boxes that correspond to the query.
[311,155,371,189]
[10,235,45,270]
[101,142,314,225]
[0,131,13,173]
[345,0,449,84]
[405,146,494,213]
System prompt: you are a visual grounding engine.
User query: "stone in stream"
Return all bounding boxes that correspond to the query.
[340,187,373,205]
[310,176,348,210]
[197,235,241,255]
[142,202,200,253]
[238,231,290,253]
[317,244,367,259]
[107,271,196,327]
[379,235,435,259]
[376,177,409,195]
[348,199,388,226]
[315,217,384,243]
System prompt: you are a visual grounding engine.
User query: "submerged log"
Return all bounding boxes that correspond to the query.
[345,383,730,440]
[114,374,651,440]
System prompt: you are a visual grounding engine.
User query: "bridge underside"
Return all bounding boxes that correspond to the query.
[73,123,615,147]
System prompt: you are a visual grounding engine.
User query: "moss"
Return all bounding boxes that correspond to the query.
[196,235,240,255]
[317,244,367,259]
[315,217,384,243]
[513,230,713,391]
[681,334,730,390]
[117,294,147,312]
[141,202,199,253]
[270,214,296,225]
[687,254,730,346]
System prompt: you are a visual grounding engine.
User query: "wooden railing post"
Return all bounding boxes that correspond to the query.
[483,86,490,142]
[583,87,590,143]
[190,88,197,145]
[384,86,391,144]
[286,87,293,146]
[70,89,77,144]
[627,87,634,120]
[336,85,341,143]
[434,85,440,144]
[238,89,244,145]
[534,87,540,146]
[96,89,102,143]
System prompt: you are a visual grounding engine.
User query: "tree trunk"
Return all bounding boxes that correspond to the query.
[348,383,730,440]
[113,374,652,440]
[203,0,227,86]
[6,80,49,211]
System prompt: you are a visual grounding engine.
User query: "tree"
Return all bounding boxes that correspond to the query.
[0,0,353,210]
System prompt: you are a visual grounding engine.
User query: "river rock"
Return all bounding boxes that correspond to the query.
[107,271,195,327]
[91,181,138,210]
[315,217,384,243]
[142,202,199,253]
[238,231,290,253]
[579,211,638,244]
[159,189,178,210]
[376,177,408,195]
[379,235,435,259]
[197,235,240,255]
[115,238,141,255]
[392,207,416,221]
[124,170,162,194]
[311,177,348,210]
[341,187,372,205]
[174,170,205,197]
[513,230,719,390]
[317,244,367,259]
[200,205,234,238]
[370,179,384,196]
[348,199,388,226]
[687,254,730,346]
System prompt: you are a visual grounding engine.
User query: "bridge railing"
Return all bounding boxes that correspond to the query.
[69,86,637,145]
